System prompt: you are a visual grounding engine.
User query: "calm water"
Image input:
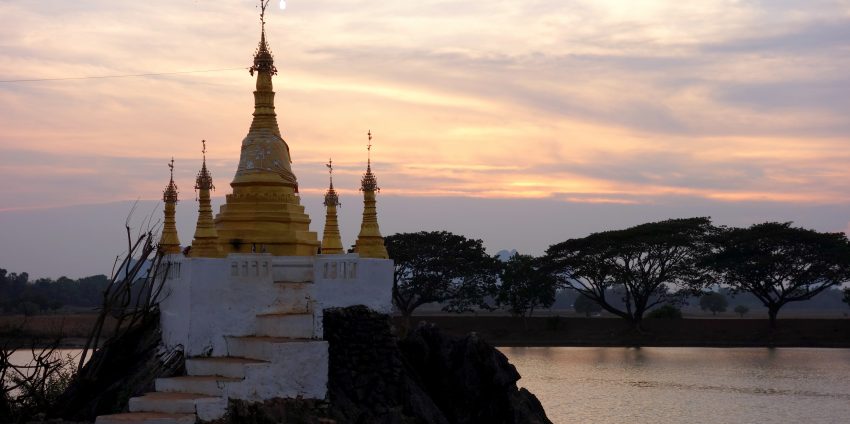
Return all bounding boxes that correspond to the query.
[501,347,850,424]
[10,347,850,423]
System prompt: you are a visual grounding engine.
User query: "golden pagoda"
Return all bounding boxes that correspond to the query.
[214,3,319,256]
[159,158,182,255]
[321,159,344,254]
[353,131,389,259]
[190,140,223,258]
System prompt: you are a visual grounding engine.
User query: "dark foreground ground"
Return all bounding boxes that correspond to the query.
[396,316,850,348]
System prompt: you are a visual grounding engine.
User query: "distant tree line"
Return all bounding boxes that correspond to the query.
[0,269,109,315]
[387,218,850,330]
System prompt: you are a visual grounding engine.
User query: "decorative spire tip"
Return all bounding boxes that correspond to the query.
[164,157,179,203]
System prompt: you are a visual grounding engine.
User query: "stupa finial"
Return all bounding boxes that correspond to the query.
[324,158,341,207]
[367,130,372,170]
[163,157,179,203]
[361,131,379,192]
[250,0,277,76]
[195,140,215,193]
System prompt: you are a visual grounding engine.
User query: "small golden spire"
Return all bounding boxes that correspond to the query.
[159,157,181,254]
[354,131,388,259]
[191,140,223,258]
[321,158,344,254]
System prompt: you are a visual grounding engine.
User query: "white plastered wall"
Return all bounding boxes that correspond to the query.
[159,253,393,356]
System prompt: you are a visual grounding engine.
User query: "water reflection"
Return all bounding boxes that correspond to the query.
[501,347,850,424]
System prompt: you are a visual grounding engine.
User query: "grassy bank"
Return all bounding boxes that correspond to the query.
[397,315,850,348]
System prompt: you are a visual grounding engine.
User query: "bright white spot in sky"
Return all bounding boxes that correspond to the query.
[280,0,286,10]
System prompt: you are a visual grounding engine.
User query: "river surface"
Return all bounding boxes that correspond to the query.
[500,347,850,424]
[8,347,850,423]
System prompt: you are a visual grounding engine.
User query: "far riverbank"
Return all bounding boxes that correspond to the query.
[3,313,850,348]
[397,316,850,348]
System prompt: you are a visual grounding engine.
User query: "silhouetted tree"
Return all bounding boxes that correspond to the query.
[734,304,749,318]
[545,217,715,329]
[0,270,109,315]
[699,292,728,315]
[647,304,683,319]
[843,288,850,310]
[706,222,850,328]
[496,253,557,323]
[573,294,602,317]
[386,231,499,326]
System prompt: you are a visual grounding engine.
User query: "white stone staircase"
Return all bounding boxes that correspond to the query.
[96,280,328,424]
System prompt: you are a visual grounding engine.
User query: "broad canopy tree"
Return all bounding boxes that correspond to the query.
[699,292,728,315]
[496,253,557,319]
[385,231,499,325]
[706,222,850,328]
[545,217,715,328]
[573,294,602,317]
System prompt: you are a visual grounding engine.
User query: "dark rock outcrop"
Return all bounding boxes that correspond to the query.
[323,306,551,424]
[323,306,447,424]
[399,324,550,424]
[51,312,184,422]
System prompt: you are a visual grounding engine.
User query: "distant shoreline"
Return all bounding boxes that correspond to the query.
[398,316,850,349]
[3,313,850,349]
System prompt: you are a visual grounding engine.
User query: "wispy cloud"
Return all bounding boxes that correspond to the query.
[1,0,849,212]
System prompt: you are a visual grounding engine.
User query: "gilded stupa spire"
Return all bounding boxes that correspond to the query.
[354,130,389,259]
[159,158,182,255]
[214,1,319,256]
[321,159,344,254]
[190,141,223,258]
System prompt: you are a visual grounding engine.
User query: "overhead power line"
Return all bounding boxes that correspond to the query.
[0,67,246,83]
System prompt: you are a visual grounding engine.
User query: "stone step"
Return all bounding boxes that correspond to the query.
[263,302,312,315]
[155,375,240,397]
[225,340,330,401]
[186,356,267,379]
[129,392,216,414]
[95,412,196,424]
[256,312,315,338]
[225,335,320,361]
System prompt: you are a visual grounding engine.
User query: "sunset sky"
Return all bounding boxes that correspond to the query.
[2,0,850,278]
